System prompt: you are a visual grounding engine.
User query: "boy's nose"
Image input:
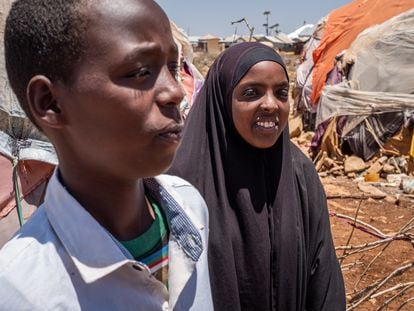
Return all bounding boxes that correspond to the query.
[156,67,184,107]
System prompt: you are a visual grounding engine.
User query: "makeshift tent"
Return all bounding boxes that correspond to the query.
[0,0,56,246]
[315,9,414,161]
[311,0,414,107]
[287,24,314,42]
[317,9,414,127]
[253,34,293,51]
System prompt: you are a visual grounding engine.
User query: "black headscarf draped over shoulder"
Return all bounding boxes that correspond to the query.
[169,42,345,311]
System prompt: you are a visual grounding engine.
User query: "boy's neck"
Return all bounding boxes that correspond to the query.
[57,165,154,241]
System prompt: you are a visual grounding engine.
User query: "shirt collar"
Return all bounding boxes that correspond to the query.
[44,169,131,283]
[144,177,203,262]
[44,169,203,284]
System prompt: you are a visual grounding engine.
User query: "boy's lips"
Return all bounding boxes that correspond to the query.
[157,123,184,142]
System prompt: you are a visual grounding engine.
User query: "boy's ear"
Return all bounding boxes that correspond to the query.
[27,75,66,129]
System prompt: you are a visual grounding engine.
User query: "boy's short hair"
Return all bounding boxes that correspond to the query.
[4,0,88,125]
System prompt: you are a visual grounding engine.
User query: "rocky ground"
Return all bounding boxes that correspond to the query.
[292,130,414,310]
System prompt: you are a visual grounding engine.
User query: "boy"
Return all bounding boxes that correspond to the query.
[0,0,213,310]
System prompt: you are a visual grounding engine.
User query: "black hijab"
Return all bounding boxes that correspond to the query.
[169,42,345,311]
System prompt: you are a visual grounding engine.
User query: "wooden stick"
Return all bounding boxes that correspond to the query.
[327,194,384,200]
[330,212,388,239]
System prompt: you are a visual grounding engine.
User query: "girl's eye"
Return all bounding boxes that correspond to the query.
[242,88,257,97]
[277,88,289,101]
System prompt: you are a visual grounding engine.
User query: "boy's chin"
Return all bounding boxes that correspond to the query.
[141,157,175,178]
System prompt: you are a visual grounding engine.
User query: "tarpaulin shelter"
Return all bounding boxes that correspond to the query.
[311,0,414,107]
[0,0,57,246]
[315,9,414,162]
[316,9,414,126]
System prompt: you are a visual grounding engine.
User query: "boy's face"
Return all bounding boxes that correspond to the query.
[56,0,184,179]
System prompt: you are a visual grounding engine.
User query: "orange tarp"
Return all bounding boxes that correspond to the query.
[311,0,414,106]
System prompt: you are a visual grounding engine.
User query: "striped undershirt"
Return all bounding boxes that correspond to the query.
[120,194,169,287]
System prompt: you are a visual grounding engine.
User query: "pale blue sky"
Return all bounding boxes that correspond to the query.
[156,0,351,37]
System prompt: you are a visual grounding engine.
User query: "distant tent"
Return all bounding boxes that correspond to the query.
[274,32,293,45]
[188,36,201,45]
[237,35,258,43]
[311,0,414,106]
[220,34,240,46]
[253,34,293,50]
[287,24,314,41]
[199,34,221,40]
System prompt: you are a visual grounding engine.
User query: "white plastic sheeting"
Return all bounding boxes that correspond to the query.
[316,84,414,128]
[347,9,414,94]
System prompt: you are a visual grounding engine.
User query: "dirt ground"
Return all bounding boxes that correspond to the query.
[289,120,414,310]
[292,132,414,311]
[325,176,414,311]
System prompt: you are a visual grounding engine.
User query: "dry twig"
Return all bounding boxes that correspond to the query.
[339,199,363,265]
[354,217,414,289]
[376,283,414,311]
[347,262,414,310]
[396,296,414,310]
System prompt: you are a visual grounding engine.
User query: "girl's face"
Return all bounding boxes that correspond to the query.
[231,61,289,149]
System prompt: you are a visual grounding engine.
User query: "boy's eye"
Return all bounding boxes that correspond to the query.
[242,88,257,97]
[168,63,180,80]
[126,67,151,79]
